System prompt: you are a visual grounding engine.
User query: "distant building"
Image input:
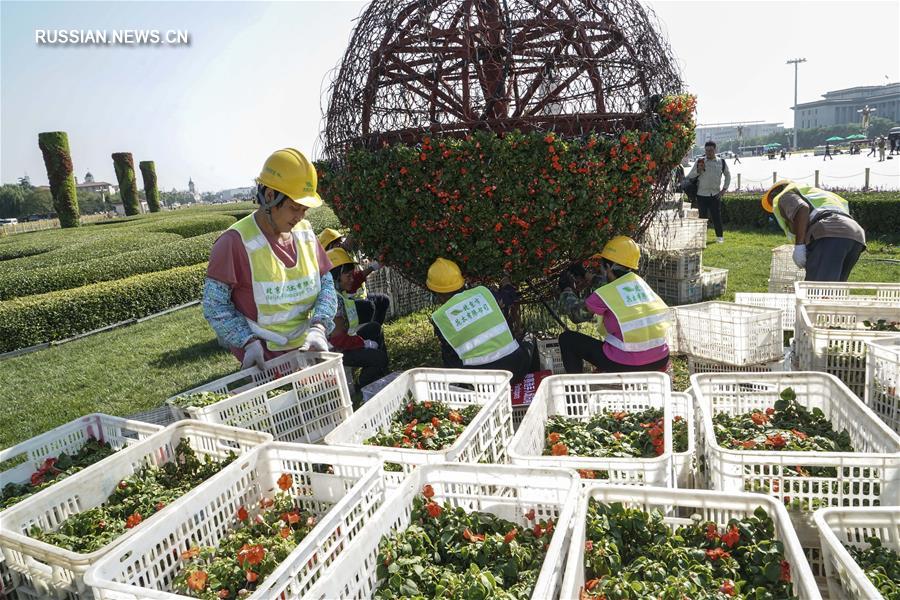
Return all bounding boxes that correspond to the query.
[76,171,117,195]
[188,177,200,202]
[794,83,900,129]
[695,122,784,146]
[218,187,255,201]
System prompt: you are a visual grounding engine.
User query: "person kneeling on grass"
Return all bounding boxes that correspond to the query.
[326,248,389,389]
[426,257,534,384]
[558,236,671,374]
[318,228,391,325]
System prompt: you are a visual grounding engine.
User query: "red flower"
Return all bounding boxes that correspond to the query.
[399,166,408,175]
[448,411,462,424]
[551,443,568,456]
[125,512,142,529]
[181,547,200,560]
[494,222,502,232]
[259,497,274,509]
[780,560,792,582]
[423,401,432,409]
[277,473,293,491]
[431,417,441,427]
[585,578,600,591]
[155,502,166,512]
[720,579,736,596]
[721,526,740,548]
[706,547,730,561]
[585,540,593,551]
[751,412,769,425]
[425,502,442,518]
[423,484,435,499]
[463,528,485,543]
[547,432,560,444]
[765,407,775,416]
[765,434,787,449]
[791,429,808,440]
[237,544,266,568]
[705,523,719,541]
[533,523,544,537]
[578,469,596,479]
[187,570,208,592]
[544,133,555,143]
[280,527,291,539]
[503,528,518,544]
[525,509,536,521]
[419,153,427,161]
[246,570,259,583]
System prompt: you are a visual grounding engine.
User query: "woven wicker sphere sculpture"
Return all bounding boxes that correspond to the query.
[318,0,695,294]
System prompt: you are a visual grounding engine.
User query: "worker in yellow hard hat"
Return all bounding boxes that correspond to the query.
[324,248,389,389]
[427,258,534,383]
[202,148,337,370]
[557,236,672,374]
[761,180,866,282]
[317,228,391,326]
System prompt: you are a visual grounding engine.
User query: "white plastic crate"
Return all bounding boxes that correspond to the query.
[0,422,271,598]
[866,337,900,435]
[167,351,352,443]
[642,249,702,280]
[795,281,900,306]
[691,371,900,542]
[735,291,797,332]
[642,217,708,252]
[700,266,728,300]
[304,463,579,600]
[676,301,783,366]
[538,337,565,374]
[686,347,790,375]
[795,303,900,397]
[671,392,695,489]
[645,274,702,305]
[769,244,805,293]
[560,485,821,600]
[324,368,513,485]
[814,506,900,600]
[84,442,386,599]
[508,373,674,486]
[0,414,161,497]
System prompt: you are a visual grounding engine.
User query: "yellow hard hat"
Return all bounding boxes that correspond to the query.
[426,258,464,293]
[599,236,640,270]
[327,248,355,270]
[318,228,344,249]
[761,180,792,213]
[256,148,322,207]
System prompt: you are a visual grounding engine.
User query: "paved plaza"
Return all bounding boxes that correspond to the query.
[722,151,899,191]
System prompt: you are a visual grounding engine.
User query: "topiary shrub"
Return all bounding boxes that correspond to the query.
[38,132,80,228]
[112,152,140,216]
[139,160,161,213]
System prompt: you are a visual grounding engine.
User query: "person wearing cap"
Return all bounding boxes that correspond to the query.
[558,236,671,374]
[202,148,337,370]
[426,258,534,383]
[326,247,389,389]
[318,228,391,326]
[761,180,866,282]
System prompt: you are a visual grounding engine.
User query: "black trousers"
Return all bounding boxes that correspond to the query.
[805,237,866,282]
[696,194,723,237]
[559,330,669,374]
[456,341,535,385]
[355,293,390,325]
[341,321,389,388]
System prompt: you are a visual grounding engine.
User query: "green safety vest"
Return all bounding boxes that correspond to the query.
[593,272,670,353]
[772,184,850,243]
[340,291,360,335]
[431,286,519,366]
[229,214,321,351]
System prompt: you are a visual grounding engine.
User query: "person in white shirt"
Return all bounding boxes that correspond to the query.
[686,140,730,243]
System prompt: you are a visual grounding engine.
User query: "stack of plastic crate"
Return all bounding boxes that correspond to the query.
[675,301,785,374]
[866,336,900,435]
[360,265,434,319]
[769,244,805,292]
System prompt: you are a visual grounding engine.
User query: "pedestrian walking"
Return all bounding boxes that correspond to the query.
[685,140,730,243]
[823,143,833,161]
[733,152,741,164]
[878,136,886,161]
[867,140,877,157]
[780,149,787,160]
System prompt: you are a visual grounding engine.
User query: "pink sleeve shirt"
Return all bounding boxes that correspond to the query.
[584,292,670,366]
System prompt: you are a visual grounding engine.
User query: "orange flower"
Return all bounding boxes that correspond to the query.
[524,508,536,521]
[706,523,719,541]
[750,412,769,425]
[791,429,808,440]
[423,484,435,499]
[765,434,787,449]
[577,469,596,479]
[612,432,623,440]
[246,570,258,583]
[237,544,266,568]
[425,502,442,518]
[181,547,200,560]
[720,579,736,596]
[277,473,293,491]
[281,511,300,525]
[612,411,628,421]
[463,528,485,543]
[125,512,142,529]
[547,432,560,444]
[448,411,462,423]
[423,401,432,409]
[187,570,208,592]
[585,578,601,591]
[431,417,441,427]
[503,528,518,544]
[551,442,568,456]
[280,527,292,539]
[706,547,730,561]
[259,497,274,510]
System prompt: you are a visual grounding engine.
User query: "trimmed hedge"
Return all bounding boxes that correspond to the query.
[0,232,219,300]
[0,263,207,352]
[0,232,182,272]
[137,214,236,237]
[721,192,900,237]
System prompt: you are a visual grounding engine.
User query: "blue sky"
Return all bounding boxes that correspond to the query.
[2,0,898,191]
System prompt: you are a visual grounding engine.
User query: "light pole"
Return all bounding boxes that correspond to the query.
[786,58,806,150]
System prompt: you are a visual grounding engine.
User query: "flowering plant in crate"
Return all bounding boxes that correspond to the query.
[173,473,320,600]
[363,400,481,453]
[580,501,794,599]
[317,95,696,289]
[28,440,237,552]
[845,537,900,599]
[374,485,557,599]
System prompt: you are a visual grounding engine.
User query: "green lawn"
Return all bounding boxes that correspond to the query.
[1,227,897,448]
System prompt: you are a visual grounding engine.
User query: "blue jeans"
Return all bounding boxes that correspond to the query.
[805,237,865,282]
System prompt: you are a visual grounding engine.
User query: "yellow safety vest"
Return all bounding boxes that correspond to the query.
[593,273,670,353]
[772,184,851,243]
[229,214,321,351]
[340,291,360,335]
[432,286,519,366]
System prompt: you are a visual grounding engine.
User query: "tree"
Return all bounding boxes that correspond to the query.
[38,131,80,227]
[0,184,26,218]
[139,160,161,212]
[112,152,140,215]
[18,175,33,190]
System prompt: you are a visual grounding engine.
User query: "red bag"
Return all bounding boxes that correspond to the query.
[510,370,552,407]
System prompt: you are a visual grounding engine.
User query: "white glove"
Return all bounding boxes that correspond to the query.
[240,339,265,371]
[792,245,807,268]
[300,325,330,352]
[363,339,379,350]
[368,260,382,271]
